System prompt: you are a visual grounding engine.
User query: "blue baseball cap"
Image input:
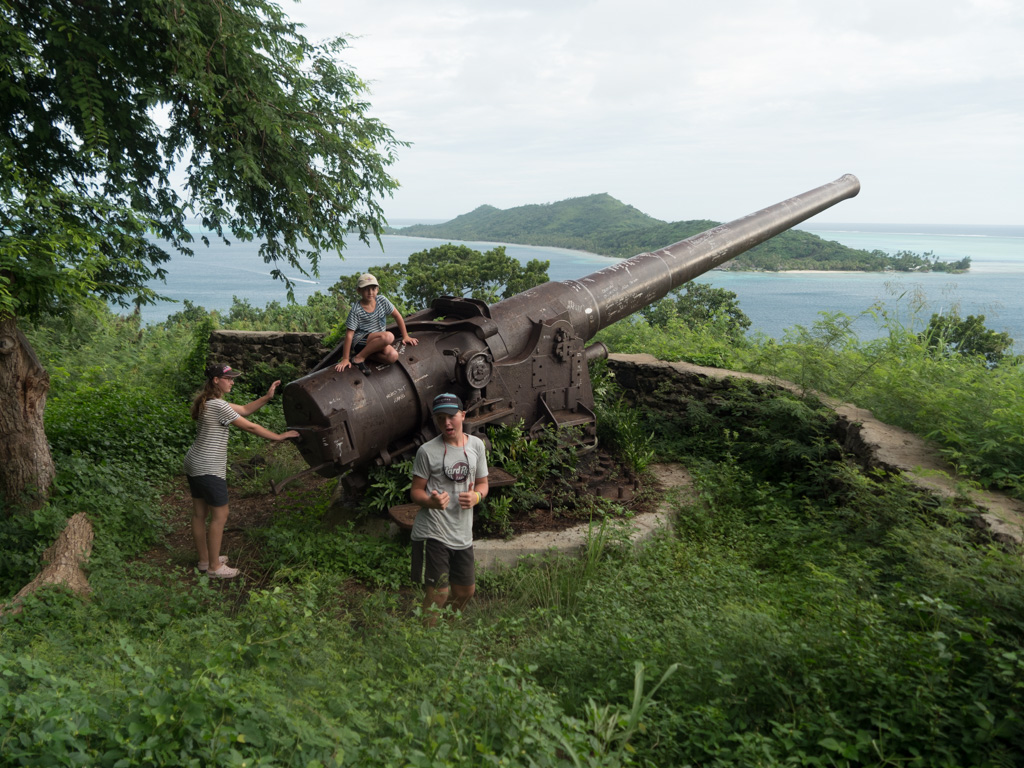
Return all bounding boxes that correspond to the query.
[432,393,463,414]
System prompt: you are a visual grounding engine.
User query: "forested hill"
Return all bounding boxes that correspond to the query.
[395,193,970,273]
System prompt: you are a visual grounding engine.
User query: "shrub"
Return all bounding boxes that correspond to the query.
[595,314,747,368]
[250,483,409,589]
[592,360,654,473]
[45,380,195,481]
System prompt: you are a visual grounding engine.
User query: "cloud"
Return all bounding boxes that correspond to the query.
[287,0,1024,224]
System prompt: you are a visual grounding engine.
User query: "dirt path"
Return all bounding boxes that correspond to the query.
[146,471,333,587]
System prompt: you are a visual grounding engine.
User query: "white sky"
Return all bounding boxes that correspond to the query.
[287,0,1023,225]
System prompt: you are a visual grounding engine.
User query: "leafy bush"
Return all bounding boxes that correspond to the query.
[49,454,169,566]
[486,421,562,515]
[45,380,195,481]
[250,483,409,589]
[919,310,1014,366]
[476,492,515,539]
[227,361,304,404]
[365,458,414,514]
[596,314,748,368]
[177,311,216,397]
[592,361,654,473]
[220,291,344,333]
[327,243,551,314]
[639,282,751,340]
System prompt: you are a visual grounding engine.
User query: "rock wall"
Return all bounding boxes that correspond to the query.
[606,353,885,472]
[207,330,329,373]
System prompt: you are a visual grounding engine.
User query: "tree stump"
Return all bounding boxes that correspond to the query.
[2,512,94,615]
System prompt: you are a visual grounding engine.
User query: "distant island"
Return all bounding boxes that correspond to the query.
[392,193,971,273]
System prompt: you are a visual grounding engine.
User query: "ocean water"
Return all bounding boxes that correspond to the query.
[135,232,617,323]
[137,222,1024,350]
[764,223,1024,346]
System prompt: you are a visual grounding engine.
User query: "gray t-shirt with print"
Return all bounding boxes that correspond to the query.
[411,434,488,549]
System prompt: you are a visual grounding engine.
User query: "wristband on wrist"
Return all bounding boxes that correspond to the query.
[475,491,482,505]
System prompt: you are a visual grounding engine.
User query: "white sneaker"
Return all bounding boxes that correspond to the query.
[198,555,229,572]
[207,564,240,579]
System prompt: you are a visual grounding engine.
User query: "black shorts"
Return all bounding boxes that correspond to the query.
[411,539,475,589]
[187,474,229,507]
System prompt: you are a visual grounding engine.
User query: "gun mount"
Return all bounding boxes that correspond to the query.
[282,175,860,489]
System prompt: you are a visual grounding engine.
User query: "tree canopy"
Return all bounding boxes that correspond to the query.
[1,0,405,322]
[0,0,404,505]
[331,243,551,314]
[640,282,752,340]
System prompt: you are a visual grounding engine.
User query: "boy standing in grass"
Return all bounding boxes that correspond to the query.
[409,393,489,624]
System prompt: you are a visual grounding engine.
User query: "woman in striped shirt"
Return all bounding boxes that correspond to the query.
[184,364,299,579]
[333,273,417,375]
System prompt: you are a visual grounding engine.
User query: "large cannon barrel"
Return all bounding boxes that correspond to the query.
[483,173,861,351]
[283,174,860,481]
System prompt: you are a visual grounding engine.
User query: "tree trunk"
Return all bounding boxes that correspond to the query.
[0,316,55,510]
[1,512,93,615]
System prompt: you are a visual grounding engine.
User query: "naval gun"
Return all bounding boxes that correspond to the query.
[282,174,860,491]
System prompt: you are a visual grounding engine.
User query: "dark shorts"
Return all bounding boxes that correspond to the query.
[411,539,475,589]
[187,474,229,507]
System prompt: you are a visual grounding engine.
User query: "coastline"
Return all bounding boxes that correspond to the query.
[719,268,967,275]
[771,269,866,275]
[392,234,967,275]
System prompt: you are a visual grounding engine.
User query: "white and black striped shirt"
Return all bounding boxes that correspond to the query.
[346,295,394,347]
[184,398,238,478]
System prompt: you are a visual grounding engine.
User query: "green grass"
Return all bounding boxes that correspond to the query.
[3,298,1023,766]
[4,462,1021,765]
